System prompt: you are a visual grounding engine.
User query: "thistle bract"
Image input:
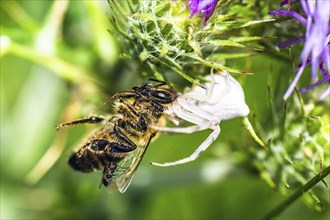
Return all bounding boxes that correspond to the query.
[250,83,330,211]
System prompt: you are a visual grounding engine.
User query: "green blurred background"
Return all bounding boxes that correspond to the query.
[1,1,329,219]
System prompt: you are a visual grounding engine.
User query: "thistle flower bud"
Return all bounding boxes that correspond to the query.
[108,0,269,83]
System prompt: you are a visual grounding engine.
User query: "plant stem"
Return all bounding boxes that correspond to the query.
[263,165,330,220]
[243,117,266,148]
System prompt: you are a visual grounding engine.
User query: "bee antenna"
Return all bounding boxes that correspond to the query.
[103,95,115,106]
[103,93,125,106]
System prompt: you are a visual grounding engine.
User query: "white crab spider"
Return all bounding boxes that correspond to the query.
[151,70,250,167]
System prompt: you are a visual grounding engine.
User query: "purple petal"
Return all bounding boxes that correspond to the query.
[300,0,330,81]
[280,0,297,7]
[284,65,305,100]
[269,10,307,25]
[299,74,330,93]
[319,62,329,77]
[320,45,330,75]
[319,87,330,99]
[188,0,219,25]
[276,35,305,49]
[278,0,330,99]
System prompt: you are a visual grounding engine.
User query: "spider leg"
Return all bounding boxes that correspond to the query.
[207,72,232,105]
[153,95,221,133]
[186,68,216,102]
[177,96,219,122]
[172,102,207,125]
[151,121,213,134]
[164,107,180,125]
[151,126,221,167]
[153,99,214,133]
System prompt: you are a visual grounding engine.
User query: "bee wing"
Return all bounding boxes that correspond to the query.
[109,147,146,193]
[109,134,154,193]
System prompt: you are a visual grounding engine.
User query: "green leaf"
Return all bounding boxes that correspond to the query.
[208,39,246,48]
[135,13,156,22]
[215,19,274,31]
[155,2,171,17]
[229,36,264,42]
[208,53,254,60]
[184,53,252,74]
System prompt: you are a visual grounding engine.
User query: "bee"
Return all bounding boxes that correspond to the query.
[57,79,177,192]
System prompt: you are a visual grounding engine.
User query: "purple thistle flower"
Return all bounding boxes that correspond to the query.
[269,0,330,100]
[188,0,219,25]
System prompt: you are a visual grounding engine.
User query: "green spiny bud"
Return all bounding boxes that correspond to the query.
[108,0,270,83]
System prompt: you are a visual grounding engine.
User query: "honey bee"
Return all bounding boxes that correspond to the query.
[57,79,177,192]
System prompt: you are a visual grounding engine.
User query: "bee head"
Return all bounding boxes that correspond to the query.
[137,80,177,104]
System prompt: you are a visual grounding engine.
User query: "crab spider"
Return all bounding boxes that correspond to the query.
[151,71,250,167]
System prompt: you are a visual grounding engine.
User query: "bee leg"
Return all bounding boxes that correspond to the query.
[136,116,148,132]
[113,126,137,152]
[114,99,148,133]
[56,116,104,130]
[151,126,220,167]
[110,142,137,153]
[127,117,148,133]
[100,162,117,188]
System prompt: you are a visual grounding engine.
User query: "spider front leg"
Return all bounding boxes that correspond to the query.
[185,68,216,102]
[152,95,220,133]
[150,83,223,167]
[177,96,219,122]
[150,125,221,167]
[151,100,216,133]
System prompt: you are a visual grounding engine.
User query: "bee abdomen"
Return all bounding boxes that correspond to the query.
[68,139,110,172]
[68,150,102,172]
